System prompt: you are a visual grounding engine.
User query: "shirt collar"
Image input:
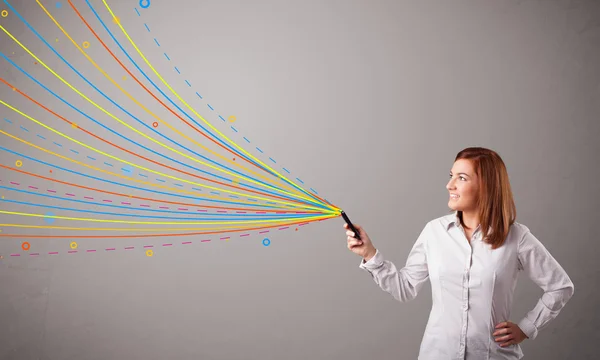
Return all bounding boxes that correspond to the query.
[445,211,483,234]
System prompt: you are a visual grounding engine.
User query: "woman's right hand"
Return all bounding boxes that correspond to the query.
[345,223,377,262]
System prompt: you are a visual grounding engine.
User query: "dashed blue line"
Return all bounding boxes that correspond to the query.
[310,188,318,194]
[53,141,62,147]
[19,125,29,132]
[164,52,170,61]
[174,66,180,74]
[87,156,96,161]
[156,179,165,183]
[154,38,160,47]
[195,92,203,99]
[256,147,263,153]
[210,191,219,195]
[269,157,276,164]
[139,173,148,178]
[192,187,203,191]
[174,183,183,187]
[104,162,113,167]
[243,137,250,143]
[296,177,304,184]
[135,8,140,16]
[37,134,46,140]
[231,126,238,133]
[185,80,191,87]
[4,118,13,124]
[229,195,239,199]
[219,115,225,122]
[70,149,79,154]
[283,168,290,174]
[144,23,150,32]
[207,104,214,111]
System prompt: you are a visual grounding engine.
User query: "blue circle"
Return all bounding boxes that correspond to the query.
[139,0,151,9]
[56,2,62,9]
[44,212,55,224]
[121,165,134,176]
[262,238,271,246]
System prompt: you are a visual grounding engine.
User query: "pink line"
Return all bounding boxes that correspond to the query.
[84,196,94,200]
[86,250,96,253]
[259,230,269,234]
[122,202,131,205]
[65,193,75,197]
[49,252,58,255]
[217,210,227,213]
[140,204,150,207]
[236,211,247,214]
[143,245,153,248]
[106,248,116,251]
[201,239,211,242]
[124,246,135,250]
[177,208,188,210]
[279,227,289,230]
[47,189,56,193]
[9,182,19,185]
[240,234,250,237]
[103,199,113,203]
[68,250,78,253]
[10,254,20,257]
[30,253,39,256]
[197,209,208,212]
[28,186,38,189]
[220,237,230,240]
[162,243,172,247]
[159,206,168,209]
[182,241,192,245]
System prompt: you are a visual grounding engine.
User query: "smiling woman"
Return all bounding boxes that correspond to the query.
[344,147,575,360]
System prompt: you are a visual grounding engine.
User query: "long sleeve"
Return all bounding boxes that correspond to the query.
[358,223,430,302]
[516,230,575,340]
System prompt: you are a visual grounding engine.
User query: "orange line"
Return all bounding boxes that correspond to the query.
[0,77,318,209]
[0,164,321,215]
[0,217,334,238]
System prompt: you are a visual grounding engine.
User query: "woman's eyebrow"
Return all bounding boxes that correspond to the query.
[450,172,470,177]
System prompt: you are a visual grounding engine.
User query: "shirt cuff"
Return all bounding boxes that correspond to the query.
[517,316,538,340]
[358,249,383,270]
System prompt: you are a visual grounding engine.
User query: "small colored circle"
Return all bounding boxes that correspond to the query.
[70,242,78,249]
[228,116,236,123]
[140,0,151,9]
[71,123,78,128]
[113,16,120,24]
[262,238,271,246]
[44,212,55,224]
[55,38,59,42]
[146,249,153,257]
[56,2,62,8]
[15,160,22,167]
[152,122,158,128]
[82,41,90,49]
[122,75,127,80]
[232,158,236,161]
[295,228,298,231]
[22,242,30,251]
[1,10,8,17]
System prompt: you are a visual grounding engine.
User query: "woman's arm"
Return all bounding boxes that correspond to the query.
[516,230,575,340]
[359,223,430,302]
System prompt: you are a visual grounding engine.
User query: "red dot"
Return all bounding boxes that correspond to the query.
[152,122,158,128]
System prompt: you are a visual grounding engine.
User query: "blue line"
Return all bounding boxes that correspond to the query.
[283,168,290,174]
[153,38,160,47]
[0,196,309,221]
[53,141,62,147]
[19,125,29,132]
[87,156,96,161]
[243,137,250,143]
[310,188,318,194]
[256,147,263,153]
[231,126,238,133]
[0,54,311,209]
[156,179,165,183]
[207,104,214,111]
[144,23,150,32]
[37,134,46,140]
[4,118,13,124]
[296,178,304,184]
[185,80,191,87]
[218,115,225,122]
[135,8,140,16]
[139,173,148,178]
[269,157,276,164]
[70,149,79,154]
[174,66,180,74]
[164,52,170,61]
[104,162,113,167]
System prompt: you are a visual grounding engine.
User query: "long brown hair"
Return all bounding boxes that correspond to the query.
[455,147,516,249]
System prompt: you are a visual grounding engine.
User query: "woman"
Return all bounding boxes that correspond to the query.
[345,147,574,360]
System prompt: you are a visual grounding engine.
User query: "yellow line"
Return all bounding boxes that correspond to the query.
[0,100,331,213]
[37,0,309,202]
[102,0,339,212]
[0,24,323,210]
[0,210,332,225]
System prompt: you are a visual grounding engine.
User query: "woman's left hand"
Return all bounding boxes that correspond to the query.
[493,321,528,347]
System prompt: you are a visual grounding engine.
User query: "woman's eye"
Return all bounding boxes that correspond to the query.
[460,176,466,181]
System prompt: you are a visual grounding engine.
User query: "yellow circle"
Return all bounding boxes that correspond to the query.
[82,41,90,49]
[228,116,237,123]
[1,10,8,17]
[122,75,127,80]
[70,242,78,249]
[146,249,153,257]
[15,160,22,167]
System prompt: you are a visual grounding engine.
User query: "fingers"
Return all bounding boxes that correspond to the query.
[347,236,363,249]
[492,328,510,336]
[499,340,515,347]
[495,334,512,342]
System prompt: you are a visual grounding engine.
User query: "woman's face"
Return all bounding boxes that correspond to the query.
[446,159,479,212]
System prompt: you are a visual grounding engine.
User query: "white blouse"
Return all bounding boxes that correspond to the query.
[359,212,574,360]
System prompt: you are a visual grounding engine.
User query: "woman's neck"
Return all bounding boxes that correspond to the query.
[460,210,480,230]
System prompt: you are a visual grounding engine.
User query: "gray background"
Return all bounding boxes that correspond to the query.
[1,0,599,359]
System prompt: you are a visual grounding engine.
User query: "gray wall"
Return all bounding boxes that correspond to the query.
[1,0,598,359]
